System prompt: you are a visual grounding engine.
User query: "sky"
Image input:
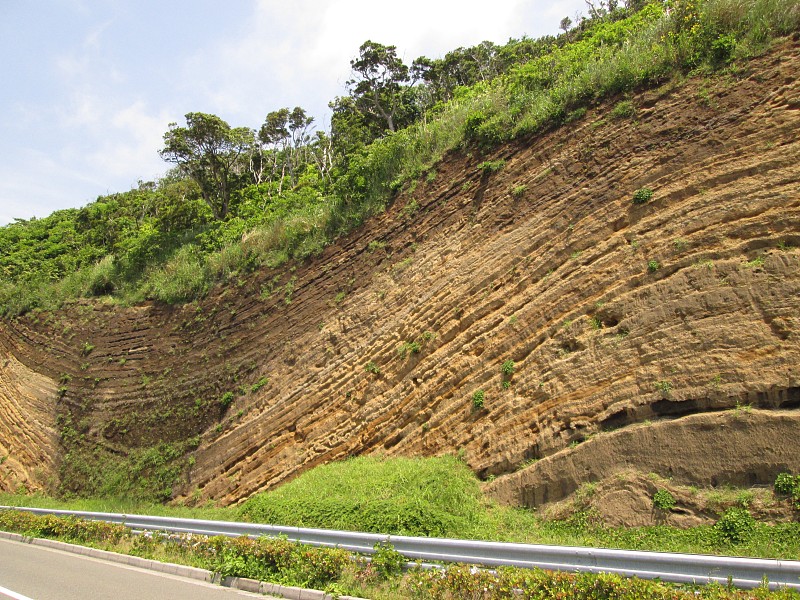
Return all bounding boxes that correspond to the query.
[0,0,586,226]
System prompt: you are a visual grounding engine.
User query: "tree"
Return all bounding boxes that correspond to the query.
[160,112,253,220]
[347,40,411,133]
[256,106,315,194]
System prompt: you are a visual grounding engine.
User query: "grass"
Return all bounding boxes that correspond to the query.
[239,455,484,537]
[4,455,800,563]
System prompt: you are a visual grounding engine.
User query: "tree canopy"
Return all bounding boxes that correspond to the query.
[160,112,253,220]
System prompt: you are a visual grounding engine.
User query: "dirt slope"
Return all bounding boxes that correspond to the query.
[1,41,798,505]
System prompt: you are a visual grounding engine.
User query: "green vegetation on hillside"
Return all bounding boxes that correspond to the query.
[239,455,484,536]
[2,0,798,316]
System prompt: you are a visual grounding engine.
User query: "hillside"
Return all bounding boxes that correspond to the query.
[1,36,799,514]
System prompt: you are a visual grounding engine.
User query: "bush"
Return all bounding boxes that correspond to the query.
[653,489,677,511]
[472,389,486,409]
[371,542,406,579]
[632,187,654,204]
[715,507,756,544]
[774,472,799,496]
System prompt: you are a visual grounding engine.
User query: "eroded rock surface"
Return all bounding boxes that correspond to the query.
[1,41,798,504]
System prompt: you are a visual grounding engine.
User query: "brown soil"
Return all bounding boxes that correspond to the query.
[1,40,799,511]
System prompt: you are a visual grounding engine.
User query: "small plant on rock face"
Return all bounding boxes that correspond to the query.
[397,341,421,358]
[647,259,661,273]
[472,389,485,409]
[220,391,234,409]
[511,184,527,198]
[365,361,380,375]
[655,380,672,396]
[632,187,653,205]
[479,159,506,174]
[501,360,515,377]
[653,489,676,511]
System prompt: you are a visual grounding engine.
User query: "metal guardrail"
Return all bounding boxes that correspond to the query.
[3,506,799,590]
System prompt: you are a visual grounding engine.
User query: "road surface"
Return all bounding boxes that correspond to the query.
[0,537,275,600]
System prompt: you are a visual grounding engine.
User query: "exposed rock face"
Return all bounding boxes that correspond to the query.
[0,41,798,504]
[485,409,800,509]
[0,338,58,492]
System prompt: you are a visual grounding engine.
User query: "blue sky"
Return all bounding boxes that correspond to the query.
[0,0,586,226]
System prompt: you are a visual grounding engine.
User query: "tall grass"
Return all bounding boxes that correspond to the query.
[239,455,484,537]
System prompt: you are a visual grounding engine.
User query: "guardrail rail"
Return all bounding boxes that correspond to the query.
[2,506,798,590]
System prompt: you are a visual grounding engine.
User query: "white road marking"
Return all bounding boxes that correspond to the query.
[0,585,35,600]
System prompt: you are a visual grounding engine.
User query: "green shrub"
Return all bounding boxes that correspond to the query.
[219,392,234,409]
[633,187,654,204]
[653,489,677,511]
[715,507,756,544]
[610,100,636,119]
[371,542,406,579]
[472,389,485,409]
[774,472,798,496]
[478,159,506,174]
[647,259,661,273]
[397,341,421,358]
[501,360,515,377]
[365,361,381,375]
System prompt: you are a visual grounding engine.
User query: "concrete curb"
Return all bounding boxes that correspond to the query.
[0,531,367,599]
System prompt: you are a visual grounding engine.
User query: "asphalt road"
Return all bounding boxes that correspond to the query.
[0,537,275,600]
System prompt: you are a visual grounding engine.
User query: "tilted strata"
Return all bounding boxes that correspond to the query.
[0,41,798,504]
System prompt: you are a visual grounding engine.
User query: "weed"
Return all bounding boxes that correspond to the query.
[365,361,381,375]
[647,259,661,273]
[425,170,437,184]
[478,159,505,174]
[654,380,672,396]
[367,240,386,252]
[511,184,527,198]
[610,100,636,119]
[334,291,346,304]
[421,331,435,342]
[283,276,297,305]
[777,240,793,252]
[501,380,511,390]
[589,316,602,330]
[568,103,592,122]
[402,198,419,218]
[397,341,421,358]
[632,187,654,205]
[743,255,765,269]
[501,359,515,377]
[694,259,714,270]
[371,542,406,579]
[653,489,677,511]
[673,238,689,251]
[80,342,95,356]
[472,389,485,410]
[715,507,756,544]
[508,314,518,325]
[220,392,234,409]
[250,377,269,393]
